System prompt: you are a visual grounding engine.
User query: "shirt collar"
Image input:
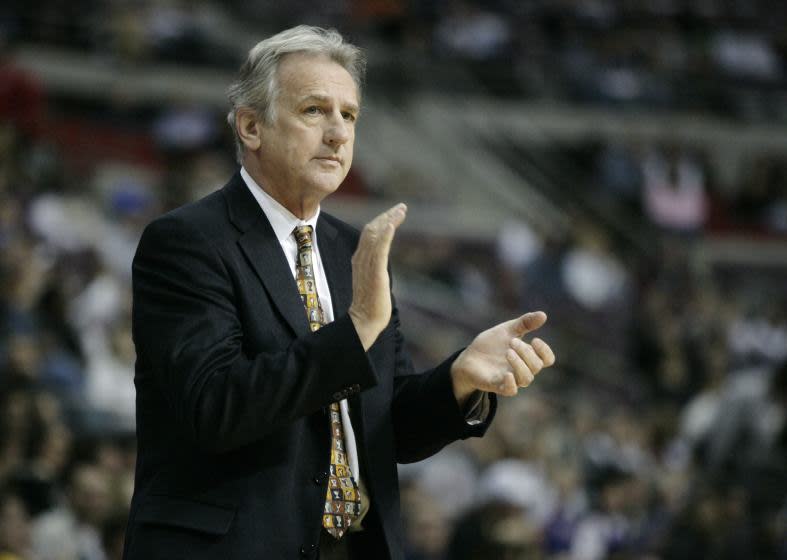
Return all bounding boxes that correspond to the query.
[240,166,321,245]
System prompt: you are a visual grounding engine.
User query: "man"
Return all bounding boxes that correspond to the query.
[123,25,555,560]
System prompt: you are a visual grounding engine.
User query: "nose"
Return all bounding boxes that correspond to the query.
[324,111,351,146]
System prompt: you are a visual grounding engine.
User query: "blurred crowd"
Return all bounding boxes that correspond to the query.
[396,224,787,559]
[4,0,787,119]
[2,1,787,559]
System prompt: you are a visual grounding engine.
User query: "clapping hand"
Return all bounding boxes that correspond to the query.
[348,203,407,350]
[450,312,555,405]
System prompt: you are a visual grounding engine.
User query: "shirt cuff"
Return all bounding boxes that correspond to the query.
[462,391,491,426]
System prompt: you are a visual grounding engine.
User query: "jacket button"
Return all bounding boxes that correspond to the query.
[313,471,327,485]
[300,543,316,557]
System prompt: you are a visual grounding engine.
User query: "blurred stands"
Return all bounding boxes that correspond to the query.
[1,1,786,559]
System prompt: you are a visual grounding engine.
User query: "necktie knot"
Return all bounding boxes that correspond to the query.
[293,225,314,250]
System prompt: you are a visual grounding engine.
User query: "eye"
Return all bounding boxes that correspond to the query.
[304,106,322,115]
[341,111,357,123]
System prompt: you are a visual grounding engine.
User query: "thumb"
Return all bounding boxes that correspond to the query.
[506,311,547,337]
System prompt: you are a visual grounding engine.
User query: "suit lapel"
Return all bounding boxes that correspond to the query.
[223,173,310,336]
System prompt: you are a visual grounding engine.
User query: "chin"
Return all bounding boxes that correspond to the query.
[306,173,346,197]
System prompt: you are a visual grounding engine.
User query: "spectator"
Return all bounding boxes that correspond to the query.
[0,486,31,560]
[434,1,511,60]
[31,463,111,560]
[446,500,543,560]
[570,465,639,560]
[642,146,709,233]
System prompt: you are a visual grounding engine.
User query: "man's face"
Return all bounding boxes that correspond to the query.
[253,52,359,209]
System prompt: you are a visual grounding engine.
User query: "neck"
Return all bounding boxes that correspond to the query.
[242,156,319,220]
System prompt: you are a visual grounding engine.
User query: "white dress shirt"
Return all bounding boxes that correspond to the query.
[241,167,363,486]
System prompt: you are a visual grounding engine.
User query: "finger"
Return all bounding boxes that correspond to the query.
[506,348,535,387]
[376,207,406,264]
[358,203,406,246]
[505,311,547,338]
[362,204,406,263]
[367,203,407,235]
[387,202,407,229]
[496,371,519,397]
[532,337,556,367]
[511,338,544,375]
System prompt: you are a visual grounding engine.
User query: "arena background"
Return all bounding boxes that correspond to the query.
[1,1,786,558]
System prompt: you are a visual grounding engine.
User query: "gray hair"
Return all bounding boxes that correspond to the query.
[226,25,366,162]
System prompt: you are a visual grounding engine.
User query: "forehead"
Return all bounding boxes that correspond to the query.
[275,52,359,105]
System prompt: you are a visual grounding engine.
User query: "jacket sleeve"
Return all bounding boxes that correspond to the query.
[132,213,378,454]
[388,300,497,464]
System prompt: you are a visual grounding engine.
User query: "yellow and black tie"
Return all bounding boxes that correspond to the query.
[293,225,361,539]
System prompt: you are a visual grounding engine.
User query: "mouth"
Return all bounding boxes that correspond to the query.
[315,156,342,166]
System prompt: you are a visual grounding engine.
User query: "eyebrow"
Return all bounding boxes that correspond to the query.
[300,94,360,114]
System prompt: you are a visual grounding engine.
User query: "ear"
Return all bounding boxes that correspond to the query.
[236,108,263,152]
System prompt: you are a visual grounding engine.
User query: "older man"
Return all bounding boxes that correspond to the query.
[123,25,555,560]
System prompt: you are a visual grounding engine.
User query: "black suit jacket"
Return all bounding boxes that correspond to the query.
[123,172,496,560]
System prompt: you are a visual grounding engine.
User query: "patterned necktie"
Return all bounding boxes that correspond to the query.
[293,225,361,539]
